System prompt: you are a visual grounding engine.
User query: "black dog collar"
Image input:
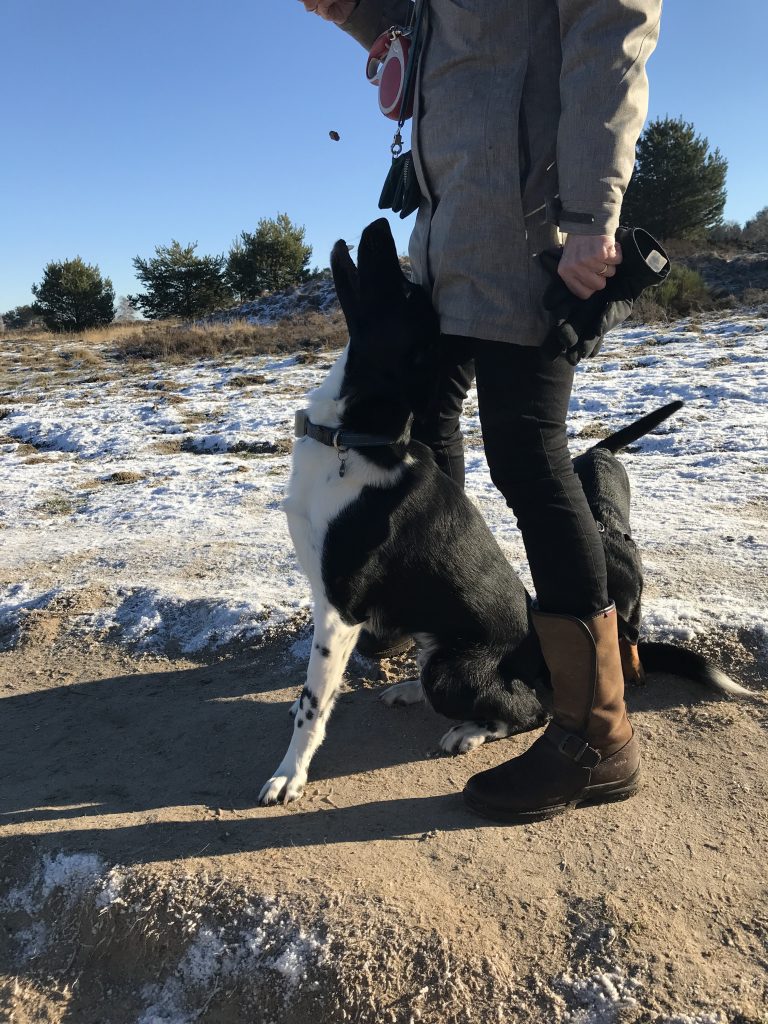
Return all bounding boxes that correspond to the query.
[294,409,412,450]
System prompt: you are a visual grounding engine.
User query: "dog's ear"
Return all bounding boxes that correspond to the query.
[357,218,405,307]
[331,239,360,328]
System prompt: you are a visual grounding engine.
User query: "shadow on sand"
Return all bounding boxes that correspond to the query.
[0,633,740,866]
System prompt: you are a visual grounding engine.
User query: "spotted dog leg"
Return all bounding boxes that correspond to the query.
[259,601,361,806]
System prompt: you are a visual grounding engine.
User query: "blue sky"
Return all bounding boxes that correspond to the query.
[1,0,765,312]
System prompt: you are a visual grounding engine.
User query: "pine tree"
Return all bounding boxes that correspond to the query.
[129,241,232,320]
[742,207,768,251]
[31,258,115,332]
[2,304,42,330]
[622,117,727,240]
[225,214,312,301]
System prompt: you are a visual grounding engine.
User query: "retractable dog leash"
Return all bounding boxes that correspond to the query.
[367,0,427,218]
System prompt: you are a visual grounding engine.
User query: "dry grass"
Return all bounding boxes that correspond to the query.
[0,312,347,380]
[577,420,609,439]
[228,373,269,387]
[152,438,184,454]
[78,470,146,489]
[105,470,146,485]
[24,455,58,466]
[112,311,347,362]
[180,437,292,456]
[56,345,105,367]
[34,494,87,516]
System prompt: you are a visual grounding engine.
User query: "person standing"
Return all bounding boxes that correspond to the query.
[298,0,662,821]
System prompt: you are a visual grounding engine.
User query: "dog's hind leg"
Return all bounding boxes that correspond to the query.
[619,637,646,686]
[379,679,425,707]
[440,721,514,755]
[259,600,361,806]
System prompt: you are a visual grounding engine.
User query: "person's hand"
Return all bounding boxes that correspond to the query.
[299,0,357,24]
[558,234,623,301]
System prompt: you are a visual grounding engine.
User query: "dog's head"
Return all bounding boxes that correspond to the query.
[331,218,439,414]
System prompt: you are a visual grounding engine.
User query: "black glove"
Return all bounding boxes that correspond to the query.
[539,226,671,365]
[379,150,422,219]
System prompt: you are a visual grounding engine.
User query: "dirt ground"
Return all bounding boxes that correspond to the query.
[1,606,767,1023]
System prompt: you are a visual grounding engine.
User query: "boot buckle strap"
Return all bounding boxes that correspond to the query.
[545,723,602,768]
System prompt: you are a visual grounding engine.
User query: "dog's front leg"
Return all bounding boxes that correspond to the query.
[259,601,361,806]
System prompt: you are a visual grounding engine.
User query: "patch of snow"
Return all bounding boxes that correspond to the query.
[559,966,641,1023]
[0,582,60,651]
[4,852,107,916]
[202,272,338,326]
[268,928,326,989]
[1,311,767,657]
[659,1015,726,1024]
[91,588,275,654]
[137,901,327,1022]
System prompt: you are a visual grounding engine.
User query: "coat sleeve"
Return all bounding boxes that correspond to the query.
[340,0,413,49]
[556,0,662,237]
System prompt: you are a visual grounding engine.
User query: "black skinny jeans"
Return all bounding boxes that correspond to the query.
[411,335,609,618]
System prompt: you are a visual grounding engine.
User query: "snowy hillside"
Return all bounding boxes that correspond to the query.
[1,310,766,663]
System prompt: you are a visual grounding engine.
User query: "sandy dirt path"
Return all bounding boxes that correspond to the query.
[1,609,766,1023]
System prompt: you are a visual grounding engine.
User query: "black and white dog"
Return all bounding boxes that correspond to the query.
[258,219,746,806]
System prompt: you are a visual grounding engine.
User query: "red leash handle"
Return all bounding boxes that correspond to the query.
[366,29,397,85]
[366,29,414,121]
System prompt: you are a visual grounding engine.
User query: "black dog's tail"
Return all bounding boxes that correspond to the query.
[638,641,753,697]
[594,400,684,454]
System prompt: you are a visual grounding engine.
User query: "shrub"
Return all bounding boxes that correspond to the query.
[632,266,714,322]
[742,207,768,252]
[130,241,233,320]
[2,304,43,330]
[225,214,312,300]
[32,258,115,332]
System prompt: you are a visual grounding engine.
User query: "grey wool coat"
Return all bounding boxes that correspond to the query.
[343,0,662,346]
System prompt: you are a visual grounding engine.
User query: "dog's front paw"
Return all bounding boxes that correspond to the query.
[440,721,510,755]
[379,678,424,707]
[258,772,306,806]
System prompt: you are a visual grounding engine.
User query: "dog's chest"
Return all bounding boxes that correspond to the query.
[284,440,354,584]
[284,438,407,597]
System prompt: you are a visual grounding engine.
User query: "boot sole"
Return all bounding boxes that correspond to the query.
[463,768,641,824]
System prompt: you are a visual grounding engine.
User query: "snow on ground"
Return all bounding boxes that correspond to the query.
[0,312,766,657]
[202,272,338,326]
[3,853,330,1023]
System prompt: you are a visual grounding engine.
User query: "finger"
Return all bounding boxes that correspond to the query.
[603,240,623,265]
[590,262,617,279]
[557,270,594,301]
[560,262,609,289]
[585,258,616,276]
[559,267,607,300]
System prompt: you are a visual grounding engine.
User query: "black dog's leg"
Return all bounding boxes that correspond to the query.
[420,646,546,755]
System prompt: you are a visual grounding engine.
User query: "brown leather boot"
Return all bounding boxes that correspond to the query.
[463,604,640,822]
